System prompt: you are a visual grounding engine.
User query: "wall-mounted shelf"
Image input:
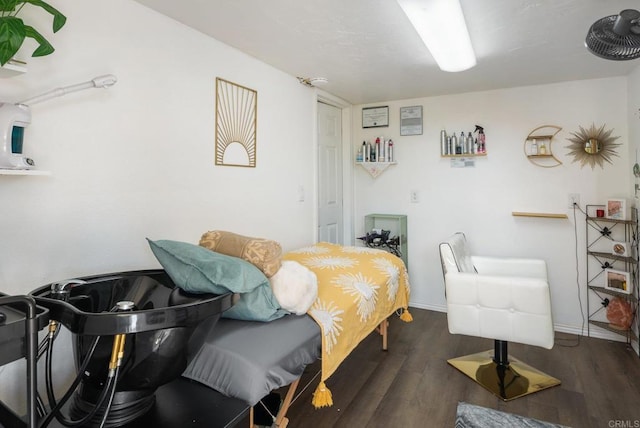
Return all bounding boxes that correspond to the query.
[0,169,50,176]
[524,125,562,168]
[512,211,568,219]
[527,154,555,159]
[356,162,396,178]
[441,152,487,158]
[0,59,27,78]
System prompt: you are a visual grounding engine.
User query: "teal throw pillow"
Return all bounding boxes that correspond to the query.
[147,239,287,322]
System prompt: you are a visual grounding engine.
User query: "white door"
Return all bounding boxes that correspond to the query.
[317,101,343,244]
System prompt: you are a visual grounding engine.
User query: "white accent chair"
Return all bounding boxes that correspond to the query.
[439,232,560,400]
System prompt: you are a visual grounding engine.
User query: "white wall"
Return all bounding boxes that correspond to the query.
[0,0,317,295]
[0,0,316,414]
[352,77,633,337]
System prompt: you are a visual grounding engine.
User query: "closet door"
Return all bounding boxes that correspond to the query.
[317,101,343,244]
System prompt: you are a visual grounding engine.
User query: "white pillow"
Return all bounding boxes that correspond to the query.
[269,260,318,315]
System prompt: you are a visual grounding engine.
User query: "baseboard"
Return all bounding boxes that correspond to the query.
[408,302,446,313]
[408,303,633,346]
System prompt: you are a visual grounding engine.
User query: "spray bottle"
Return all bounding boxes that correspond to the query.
[474,125,486,153]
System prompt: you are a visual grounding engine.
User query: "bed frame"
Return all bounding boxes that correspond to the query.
[246,318,389,428]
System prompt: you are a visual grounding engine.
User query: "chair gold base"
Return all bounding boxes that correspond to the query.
[448,350,561,401]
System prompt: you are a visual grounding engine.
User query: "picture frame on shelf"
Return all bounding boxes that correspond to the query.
[604,268,632,294]
[362,106,389,128]
[606,198,628,220]
[611,241,631,258]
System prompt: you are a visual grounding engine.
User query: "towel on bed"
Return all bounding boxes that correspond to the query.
[284,242,412,408]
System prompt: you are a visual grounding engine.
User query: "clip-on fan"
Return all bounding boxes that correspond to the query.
[585,9,640,60]
[0,74,117,170]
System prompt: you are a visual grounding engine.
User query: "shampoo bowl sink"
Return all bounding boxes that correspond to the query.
[30,269,235,427]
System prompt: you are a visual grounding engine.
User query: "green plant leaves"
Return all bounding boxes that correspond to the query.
[0,16,25,65]
[0,0,65,66]
[22,0,66,32]
[0,1,20,14]
[24,25,53,57]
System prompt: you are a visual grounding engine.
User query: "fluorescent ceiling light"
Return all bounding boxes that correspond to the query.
[396,0,476,72]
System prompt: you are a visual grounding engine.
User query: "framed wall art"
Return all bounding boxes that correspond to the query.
[215,77,257,167]
[400,106,423,136]
[362,106,389,128]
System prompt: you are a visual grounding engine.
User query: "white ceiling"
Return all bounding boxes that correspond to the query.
[134,0,640,105]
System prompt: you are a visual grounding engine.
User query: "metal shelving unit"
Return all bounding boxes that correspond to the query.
[585,205,639,352]
[362,214,408,269]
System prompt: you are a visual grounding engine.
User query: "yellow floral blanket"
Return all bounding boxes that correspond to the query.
[284,242,412,408]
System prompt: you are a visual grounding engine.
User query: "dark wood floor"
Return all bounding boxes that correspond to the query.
[245,308,640,427]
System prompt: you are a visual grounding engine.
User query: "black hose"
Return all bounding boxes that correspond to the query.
[44,335,57,412]
[38,304,135,427]
[37,326,59,360]
[98,366,120,428]
[38,335,102,428]
[40,368,115,428]
[61,373,116,427]
[35,333,52,419]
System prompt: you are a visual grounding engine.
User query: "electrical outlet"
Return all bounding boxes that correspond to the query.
[568,193,580,208]
[410,190,419,203]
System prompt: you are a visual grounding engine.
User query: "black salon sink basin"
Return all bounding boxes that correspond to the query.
[31,269,234,335]
[30,269,236,427]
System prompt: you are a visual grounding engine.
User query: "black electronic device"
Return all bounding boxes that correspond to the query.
[586,9,640,60]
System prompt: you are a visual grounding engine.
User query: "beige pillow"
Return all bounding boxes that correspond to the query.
[199,230,282,277]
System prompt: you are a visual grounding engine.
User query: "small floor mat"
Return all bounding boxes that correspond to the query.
[455,402,570,428]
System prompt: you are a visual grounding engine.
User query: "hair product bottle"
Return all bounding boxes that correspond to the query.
[474,125,486,153]
[440,130,447,155]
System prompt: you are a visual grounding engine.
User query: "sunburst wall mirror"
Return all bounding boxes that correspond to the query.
[566,123,620,169]
[215,77,257,167]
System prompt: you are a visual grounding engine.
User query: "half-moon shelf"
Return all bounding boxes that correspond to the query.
[524,125,562,168]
